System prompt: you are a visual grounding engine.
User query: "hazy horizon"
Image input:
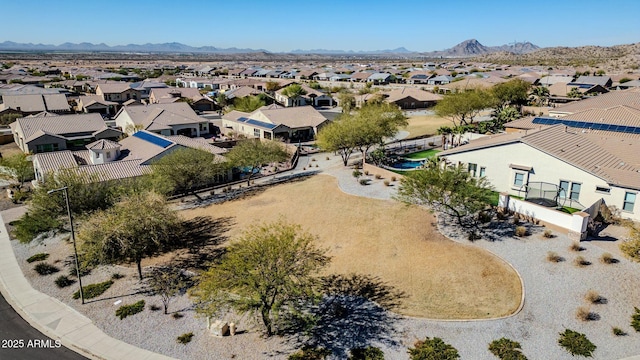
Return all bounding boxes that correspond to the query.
[1,0,638,52]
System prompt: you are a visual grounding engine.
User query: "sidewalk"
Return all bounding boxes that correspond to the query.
[0,208,176,360]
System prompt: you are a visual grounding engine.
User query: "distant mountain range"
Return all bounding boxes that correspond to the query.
[0,39,538,56]
[0,41,267,54]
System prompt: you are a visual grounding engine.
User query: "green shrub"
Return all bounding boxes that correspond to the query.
[632,307,640,332]
[349,346,384,360]
[68,265,91,277]
[111,273,125,280]
[289,346,331,360]
[176,332,194,344]
[359,179,369,185]
[149,304,161,311]
[408,337,459,360]
[558,329,596,357]
[34,263,60,275]
[26,253,49,263]
[172,312,184,319]
[12,211,60,243]
[115,300,145,320]
[478,211,492,224]
[352,170,362,178]
[73,280,113,299]
[488,337,527,360]
[612,327,626,336]
[54,275,75,288]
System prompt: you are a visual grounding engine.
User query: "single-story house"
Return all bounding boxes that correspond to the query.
[33,130,226,183]
[548,88,640,118]
[222,105,329,142]
[0,94,71,115]
[114,102,211,137]
[76,95,119,116]
[275,84,334,107]
[149,88,216,112]
[438,125,640,221]
[96,83,139,103]
[383,88,443,109]
[10,113,122,153]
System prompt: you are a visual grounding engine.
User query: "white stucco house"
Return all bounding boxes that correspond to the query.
[438,125,640,221]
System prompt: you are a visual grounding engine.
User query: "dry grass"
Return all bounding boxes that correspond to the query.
[401,115,452,139]
[181,175,522,319]
[576,306,598,321]
[0,142,23,158]
[585,290,605,304]
[546,251,564,263]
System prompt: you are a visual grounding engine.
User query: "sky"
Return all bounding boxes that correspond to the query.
[1,0,639,52]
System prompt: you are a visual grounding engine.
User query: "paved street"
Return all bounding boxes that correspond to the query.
[0,292,87,360]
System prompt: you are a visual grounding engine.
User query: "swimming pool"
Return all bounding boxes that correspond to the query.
[388,160,424,170]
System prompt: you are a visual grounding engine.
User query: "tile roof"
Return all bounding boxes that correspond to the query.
[14,113,110,142]
[1,94,69,112]
[507,105,640,131]
[383,87,443,103]
[551,88,640,114]
[440,125,640,190]
[121,102,203,130]
[253,106,328,129]
[96,83,132,94]
[86,139,121,150]
[165,135,226,156]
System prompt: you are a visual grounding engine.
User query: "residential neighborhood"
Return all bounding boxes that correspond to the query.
[0,2,640,360]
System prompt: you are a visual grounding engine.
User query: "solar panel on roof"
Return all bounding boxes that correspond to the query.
[132,131,173,148]
[246,119,278,130]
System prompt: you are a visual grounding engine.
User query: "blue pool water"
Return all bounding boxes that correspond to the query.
[389,160,424,170]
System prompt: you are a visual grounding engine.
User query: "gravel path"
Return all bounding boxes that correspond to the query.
[8,151,640,359]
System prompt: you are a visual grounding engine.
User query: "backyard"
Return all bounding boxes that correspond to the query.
[182,175,523,319]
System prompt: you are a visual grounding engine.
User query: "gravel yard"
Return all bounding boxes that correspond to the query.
[7,153,640,359]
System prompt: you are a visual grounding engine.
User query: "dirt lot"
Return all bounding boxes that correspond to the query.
[182,175,522,319]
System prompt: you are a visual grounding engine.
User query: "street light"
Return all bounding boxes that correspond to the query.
[47,186,84,304]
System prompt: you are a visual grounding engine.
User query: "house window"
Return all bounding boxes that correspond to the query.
[513,172,525,187]
[254,129,260,138]
[264,132,272,140]
[479,167,486,177]
[106,151,111,159]
[570,183,581,201]
[559,180,570,198]
[623,192,636,212]
[595,186,610,194]
[468,163,477,177]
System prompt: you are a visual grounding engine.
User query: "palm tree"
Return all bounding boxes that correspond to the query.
[436,126,452,149]
[530,86,549,106]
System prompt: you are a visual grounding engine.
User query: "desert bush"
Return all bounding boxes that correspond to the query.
[115,300,145,320]
[488,337,528,360]
[585,290,605,304]
[612,327,626,336]
[177,332,194,344]
[383,180,390,186]
[26,253,49,263]
[73,280,113,299]
[349,346,384,360]
[325,156,330,160]
[68,265,91,277]
[632,307,640,332]
[428,141,435,146]
[468,232,481,241]
[512,214,520,225]
[574,256,591,267]
[364,170,369,175]
[352,170,362,178]
[514,226,527,237]
[111,273,125,280]
[600,252,617,264]
[315,164,319,168]
[569,242,584,252]
[311,158,316,162]
[34,263,60,275]
[576,306,597,321]
[173,312,184,319]
[149,304,161,311]
[543,230,554,238]
[289,346,331,360]
[558,329,596,357]
[54,275,75,288]
[391,176,396,182]
[478,211,492,223]
[359,179,369,185]
[546,251,563,262]
[375,174,382,179]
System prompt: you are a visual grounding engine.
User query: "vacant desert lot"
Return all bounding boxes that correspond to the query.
[182,175,522,319]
